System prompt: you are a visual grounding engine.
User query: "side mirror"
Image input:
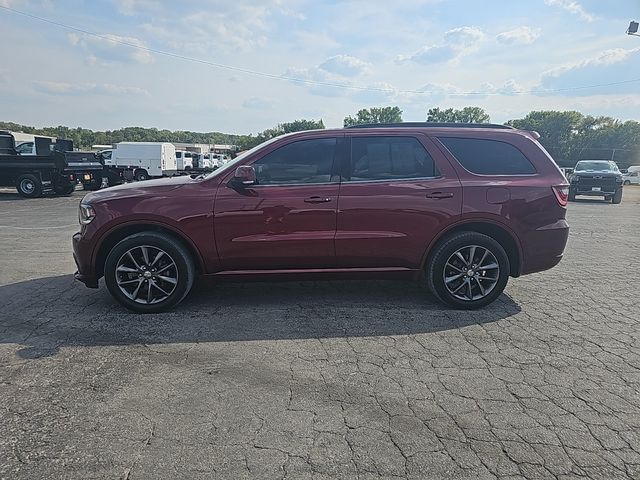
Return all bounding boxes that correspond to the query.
[230,165,256,188]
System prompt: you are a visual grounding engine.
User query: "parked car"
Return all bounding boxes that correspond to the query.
[73,123,570,313]
[623,165,640,185]
[568,160,623,203]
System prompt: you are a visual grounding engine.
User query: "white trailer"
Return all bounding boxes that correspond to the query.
[107,142,177,181]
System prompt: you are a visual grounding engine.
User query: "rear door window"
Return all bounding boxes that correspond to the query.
[349,136,438,181]
[438,137,536,175]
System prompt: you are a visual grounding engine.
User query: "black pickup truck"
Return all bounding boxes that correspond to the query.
[568,160,624,204]
[0,131,103,197]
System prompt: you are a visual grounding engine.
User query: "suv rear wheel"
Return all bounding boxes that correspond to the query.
[104,232,195,313]
[427,232,510,309]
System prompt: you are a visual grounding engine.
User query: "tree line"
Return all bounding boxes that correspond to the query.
[2,107,638,167]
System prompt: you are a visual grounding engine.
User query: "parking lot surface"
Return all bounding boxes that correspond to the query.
[1,186,640,479]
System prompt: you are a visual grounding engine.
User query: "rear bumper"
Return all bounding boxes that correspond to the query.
[520,219,569,275]
[73,231,99,288]
[74,270,98,288]
[574,189,618,196]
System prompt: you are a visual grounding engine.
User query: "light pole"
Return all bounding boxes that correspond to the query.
[627,21,639,36]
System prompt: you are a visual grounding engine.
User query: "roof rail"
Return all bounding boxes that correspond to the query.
[344,122,514,130]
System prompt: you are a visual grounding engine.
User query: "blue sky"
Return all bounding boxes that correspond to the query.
[0,0,639,134]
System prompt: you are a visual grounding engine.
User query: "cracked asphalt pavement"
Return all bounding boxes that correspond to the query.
[1,186,640,479]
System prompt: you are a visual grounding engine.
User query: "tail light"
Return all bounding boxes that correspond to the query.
[552,185,569,207]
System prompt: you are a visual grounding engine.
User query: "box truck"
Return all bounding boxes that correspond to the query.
[104,142,177,181]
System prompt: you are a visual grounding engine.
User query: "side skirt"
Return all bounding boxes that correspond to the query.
[204,267,419,282]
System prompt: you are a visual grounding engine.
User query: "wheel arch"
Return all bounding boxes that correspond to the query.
[94,222,204,278]
[423,221,522,277]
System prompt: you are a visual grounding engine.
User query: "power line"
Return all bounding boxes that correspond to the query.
[2,4,639,97]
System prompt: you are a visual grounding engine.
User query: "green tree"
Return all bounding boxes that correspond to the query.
[241,118,326,149]
[343,106,403,127]
[426,107,490,123]
[506,111,640,168]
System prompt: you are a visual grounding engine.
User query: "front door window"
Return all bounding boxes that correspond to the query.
[253,138,338,185]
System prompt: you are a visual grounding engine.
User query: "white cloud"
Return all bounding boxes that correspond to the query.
[546,48,640,74]
[125,1,305,55]
[68,33,153,64]
[397,26,484,65]
[294,31,340,50]
[242,97,276,110]
[444,26,485,47]
[283,66,351,97]
[351,82,395,101]
[115,0,156,15]
[34,81,149,96]
[285,53,373,97]
[544,0,594,22]
[319,55,371,77]
[475,79,526,96]
[496,26,541,45]
[540,48,640,95]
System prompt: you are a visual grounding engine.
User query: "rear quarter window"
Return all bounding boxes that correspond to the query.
[438,137,536,175]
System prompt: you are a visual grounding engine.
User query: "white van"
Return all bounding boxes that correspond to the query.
[109,142,177,181]
[175,151,194,171]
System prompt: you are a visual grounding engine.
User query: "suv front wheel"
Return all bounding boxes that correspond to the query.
[104,232,195,313]
[427,232,510,309]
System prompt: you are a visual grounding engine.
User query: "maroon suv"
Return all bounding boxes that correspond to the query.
[73,123,569,312]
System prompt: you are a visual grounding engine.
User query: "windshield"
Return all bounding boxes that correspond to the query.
[575,161,616,172]
[203,136,282,179]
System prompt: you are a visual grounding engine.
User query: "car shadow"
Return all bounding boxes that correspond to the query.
[0,275,522,359]
[0,192,22,201]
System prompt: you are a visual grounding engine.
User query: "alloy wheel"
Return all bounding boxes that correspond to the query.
[443,245,500,301]
[115,245,178,304]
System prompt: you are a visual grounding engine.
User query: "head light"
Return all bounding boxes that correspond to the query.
[79,204,96,225]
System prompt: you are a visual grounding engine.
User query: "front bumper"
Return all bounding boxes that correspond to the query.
[73,231,99,288]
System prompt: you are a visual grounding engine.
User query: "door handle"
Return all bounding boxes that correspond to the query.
[304,196,332,203]
[426,192,454,199]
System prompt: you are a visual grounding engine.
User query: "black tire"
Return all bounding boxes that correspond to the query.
[624,180,631,186]
[16,174,43,198]
[568,188,576,202]
[426,232,510,309]
[83,182,101,191]
[104,232,195,313]
[54,182,75,195]
[612,188,623,204]
[134,169,149,182]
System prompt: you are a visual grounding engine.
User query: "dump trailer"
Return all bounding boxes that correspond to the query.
[0,131,103,197]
